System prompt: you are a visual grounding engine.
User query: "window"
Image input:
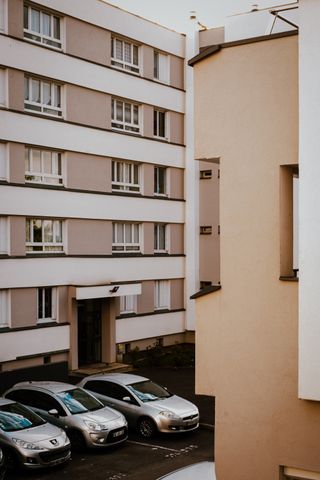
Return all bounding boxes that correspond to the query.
[154,166,167,196]
[0,290,9,328]
[112,160,140,193]
[154,109,166,138]
[0,217,8,254]
[0,143,7,181]
[200,226,212,235]
[24,76,62,117]
[38,287,56,323]
[154,224,166,252]
[200,170,212,179]
[25,148,63,185]
[112,223,140,252]
[154,51,168,83]
[111,37,139,74]
[154,280,170,310]
[120,295,137,314]
[24,4,62,49]
[26,218,63,253]
[0,68,7,107]
[111,99,139,133]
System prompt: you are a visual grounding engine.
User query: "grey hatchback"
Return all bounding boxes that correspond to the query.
[5,382,128,449]
[79,373,199,438]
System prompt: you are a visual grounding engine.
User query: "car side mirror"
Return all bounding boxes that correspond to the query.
[122,396,131,403]
[48,408,59,417]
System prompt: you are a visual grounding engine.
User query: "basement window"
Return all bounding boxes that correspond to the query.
[200,226,212,235]
[200,170,212,179]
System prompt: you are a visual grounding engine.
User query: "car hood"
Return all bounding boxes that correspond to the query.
[158,461,215,479]
[6,422,67,446]
[145,395,198,417]
[76,406,125,425]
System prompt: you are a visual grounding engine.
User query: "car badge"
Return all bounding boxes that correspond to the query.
[50,439,58,446]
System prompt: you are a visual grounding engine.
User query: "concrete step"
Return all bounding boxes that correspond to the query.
[70,362,133,379]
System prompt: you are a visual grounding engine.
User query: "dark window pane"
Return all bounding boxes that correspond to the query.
[44,288,52,318]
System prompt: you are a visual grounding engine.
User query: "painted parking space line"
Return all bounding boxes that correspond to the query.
[127,440,181,453]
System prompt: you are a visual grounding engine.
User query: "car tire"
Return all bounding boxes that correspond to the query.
[3,448,19,471]
[137,417,157,439]
[68,430,86,451]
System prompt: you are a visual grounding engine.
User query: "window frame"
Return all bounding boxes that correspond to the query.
[153,109,167,139]
[23,3,62,50]
[0,216,9,254]
[154,223,167,253]
[37,287,57,324]
[26,218,64,253]
[0,289,10,328]
[112,160,140,193]
[112,222,141,253]
[120,295,137,315]
[111,98,140,134]
[154,280,170,311]
[154,166,167,196]
[154,51,169,84]
[111,36,140,74]
[25,147,63,186]
[24,76,63,118]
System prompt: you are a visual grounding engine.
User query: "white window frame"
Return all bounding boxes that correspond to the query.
[154,51,169,84]
[293,174,299,273]
[0,217,9,254]
[0,0,7,34]
[111,98,140,134]
[37,287,57,323]
[154,109,167,139]
[0,289,10,328]
[154,223,167,253]
[112,160,140,193]
[25,147,63,186]
[112,223,140,253]
[23,3,62,50]
[154,166,167,196]
[111,37,140,74]
[26,218,64,253]
[120,295,137,315]
[0,142,8,181]
[154,280,170,311]
[24,76,63,117]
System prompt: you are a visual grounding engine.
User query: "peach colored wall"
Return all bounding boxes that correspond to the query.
[8,0,23,38]
[66,152,112,192]
[143,105,154,138]
[169,112,184,145]
[193,35,316,480]
[143,223,153,255]
[8,69,24,111]
[66,85,111,129]
[170,55,184,90]
[170,278,184,310]
[10,216,25,256]
[137,281,154,314]
[169,167,184,199]
[141,45,154,80]
[67,219,112,255]
[142,163,154,196]
[11,288,37,328]
[169,224,184,255]
[9,143,25,184]
[199,27,225,49]
[58,286,69,323]
[65,17,111,66]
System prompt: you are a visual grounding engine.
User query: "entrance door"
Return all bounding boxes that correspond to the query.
[78,299,102,365]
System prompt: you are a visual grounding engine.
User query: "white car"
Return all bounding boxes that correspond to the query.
[157,461,216,479]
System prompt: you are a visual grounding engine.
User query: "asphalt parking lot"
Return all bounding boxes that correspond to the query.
[6,367,215,480]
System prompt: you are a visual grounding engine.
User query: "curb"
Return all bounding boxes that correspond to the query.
[199,423,215,431]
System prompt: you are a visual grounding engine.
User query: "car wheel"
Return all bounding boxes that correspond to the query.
[68,430,86,451]
[3,448,19,471]
[137,417,157,439]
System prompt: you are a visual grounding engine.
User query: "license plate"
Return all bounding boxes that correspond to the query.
[113,429,124,438]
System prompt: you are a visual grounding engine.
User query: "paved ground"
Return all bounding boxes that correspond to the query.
[6,367,215,480]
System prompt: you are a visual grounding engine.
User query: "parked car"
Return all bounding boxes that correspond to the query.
[78,373,199,438]
[156,461,216,479]
[0,447,6,480]
[4,382,128,449]
[0,397,70,470]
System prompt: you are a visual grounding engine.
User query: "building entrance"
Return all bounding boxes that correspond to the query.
[77,299,102,365]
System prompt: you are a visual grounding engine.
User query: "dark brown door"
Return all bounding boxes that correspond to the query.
[78,299,102,365]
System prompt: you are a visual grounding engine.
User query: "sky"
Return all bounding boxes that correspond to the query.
[104,0,297,33]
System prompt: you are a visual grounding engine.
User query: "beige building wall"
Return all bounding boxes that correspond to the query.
[170,278,184,310]
[67,219,112,255]
[9,142,25,184]
[66,152,112,192]
[143,222,154,255]
[169,167,184,199]
[143,105,154,138]
[169,112,184,145]
[66,85,111,129]
[11,288,37,328]
[192,34,320,480]
[169,223,184,255]
[7,0,23,38]
[8,69,24,111]
[142,163,154,196]
[170,56,184,90]
[10,216,26,256]
[141,45,154,80]
[137,280,154,314]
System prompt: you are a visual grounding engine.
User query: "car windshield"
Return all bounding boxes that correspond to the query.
[57,388,103,414]
[0,402,46,432]
[127,380,172,402]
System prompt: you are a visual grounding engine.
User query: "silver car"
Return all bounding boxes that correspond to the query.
[0,397,70,470]
[157,462,216,479]
[78,373,199,438]
[4,382,128,449]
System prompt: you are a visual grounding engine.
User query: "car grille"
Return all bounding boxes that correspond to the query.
[107,426,128,444]
[39,446,70,463]
[182,414,198,421]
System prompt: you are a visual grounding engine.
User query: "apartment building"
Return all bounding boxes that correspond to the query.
[0,0,197,384]
[189,2,320,479]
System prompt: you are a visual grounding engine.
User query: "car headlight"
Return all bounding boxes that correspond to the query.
[83,420,107,431]
[12,438,45,450]
[159,411,180,420]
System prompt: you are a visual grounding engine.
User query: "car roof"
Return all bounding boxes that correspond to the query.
[10,381,78,394]
[83,373,149,386]
[0,397,15,407]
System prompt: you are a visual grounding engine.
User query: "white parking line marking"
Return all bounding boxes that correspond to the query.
[127,440,181,453]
